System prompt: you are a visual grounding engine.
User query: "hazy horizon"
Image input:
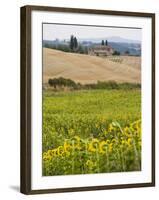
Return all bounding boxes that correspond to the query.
[43,23,141,42]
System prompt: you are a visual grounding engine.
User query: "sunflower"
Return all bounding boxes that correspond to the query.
[99,141,107,154]
[64,140,72,152]
[71,136,82,150]
[88,138,99,152]
[57,146,64,156]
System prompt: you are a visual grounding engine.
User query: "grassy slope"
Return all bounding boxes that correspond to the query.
[43,48,141,84]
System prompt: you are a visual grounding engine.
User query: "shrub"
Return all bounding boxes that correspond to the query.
[48,77,141,91]
[112,50,120,56]
[48,77,77,89]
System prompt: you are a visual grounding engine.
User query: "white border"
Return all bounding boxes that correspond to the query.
[31,10,152,190]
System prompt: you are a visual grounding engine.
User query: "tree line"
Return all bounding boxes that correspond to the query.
[48,77,141,90]
[43,35,131,56]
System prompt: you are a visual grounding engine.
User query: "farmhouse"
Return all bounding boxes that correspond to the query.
[88,45,114,56]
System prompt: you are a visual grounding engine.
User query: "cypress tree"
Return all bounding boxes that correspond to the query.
[101,40,104,45]
[74,37,78,49]
[69,35,74,50]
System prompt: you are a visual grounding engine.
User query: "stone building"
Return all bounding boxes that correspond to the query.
[88,45,114,56]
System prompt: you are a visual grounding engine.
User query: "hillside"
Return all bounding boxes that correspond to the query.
[43,48,141,84]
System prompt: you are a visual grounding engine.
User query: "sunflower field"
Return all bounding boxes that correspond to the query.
[42,89,141,175]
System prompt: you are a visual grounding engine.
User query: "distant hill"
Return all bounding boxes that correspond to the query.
[43,48,141,84]
[79,36,141,44]
[108,42,141,55]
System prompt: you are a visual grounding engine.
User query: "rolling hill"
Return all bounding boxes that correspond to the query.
[43,48,141,84]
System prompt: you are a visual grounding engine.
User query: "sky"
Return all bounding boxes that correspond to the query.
[43,23,141,42]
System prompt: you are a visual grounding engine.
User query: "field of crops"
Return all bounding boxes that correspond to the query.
[42,89,141,176]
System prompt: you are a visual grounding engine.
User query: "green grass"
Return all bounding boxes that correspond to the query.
[43,89,141,151]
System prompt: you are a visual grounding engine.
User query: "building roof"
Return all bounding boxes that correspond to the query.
[92,45,113,50]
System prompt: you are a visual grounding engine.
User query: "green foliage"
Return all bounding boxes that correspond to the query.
[77,45,88,54]
[119,82,141,90]
[48,77,77,89]
[43,43,71,52]
[125,50,130,55]
[43,120,141,175]
[74,37,78,49]
[85,81,119,90]
[42,89,141,175]
[69,35,78,51]
[101,40,105,45]
[48,77,141,90]
[69,35,74,50]
[43,37,88,54]
[113,50,121,56]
